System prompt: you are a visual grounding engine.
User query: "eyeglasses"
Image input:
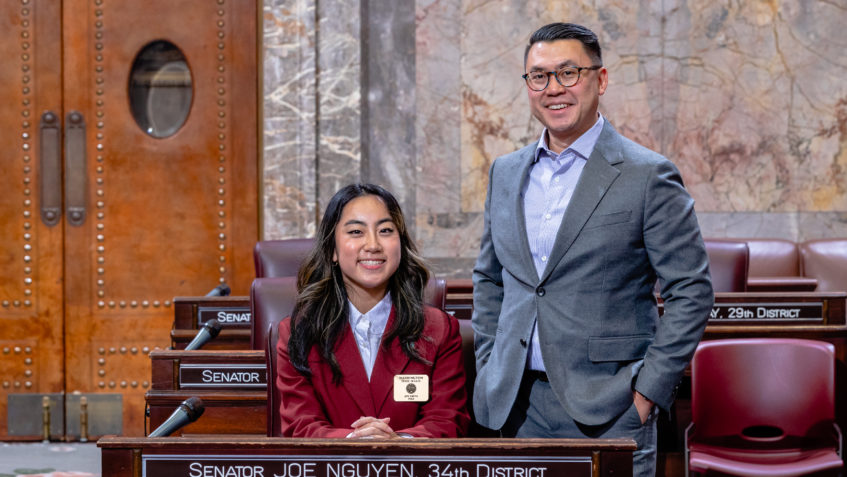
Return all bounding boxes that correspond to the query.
[522,65,602,91]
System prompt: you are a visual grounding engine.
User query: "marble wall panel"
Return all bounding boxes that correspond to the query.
[362,0,418,224]
[261,0,847,277]
[262,0,363,238]
[415,0,466,260]
[262,0,318,239]
[698,212,794,241]
[415,0,462,214]
[315,0,362,214]
[459,0,535,213]
[698,212,847,242]
[667,1,847,213]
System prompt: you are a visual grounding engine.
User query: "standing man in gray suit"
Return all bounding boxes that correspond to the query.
[471,22,714,476]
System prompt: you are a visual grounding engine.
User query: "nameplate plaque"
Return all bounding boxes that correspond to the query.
[198,306,252,328]
[179,364,266,389]
[708,302,823,322]
[143,454,591,477]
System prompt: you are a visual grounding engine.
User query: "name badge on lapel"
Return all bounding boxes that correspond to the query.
[393,374,429,402]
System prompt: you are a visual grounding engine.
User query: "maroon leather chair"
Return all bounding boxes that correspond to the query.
[800,238,847,292]
[743,238,817,292]
[426,277,447,311]
[686,338,842,476]
[745,238,801,276]
[253,238,315,278]
[458,319,498,437]
[251,276,447,436]
[250,277,298,437]
[704,239,749,292]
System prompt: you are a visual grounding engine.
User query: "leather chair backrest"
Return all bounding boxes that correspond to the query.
[799,238,847,292]
[691,338,835,438]
[252,276,447,437]
[744,238,800,276]
[424,278,446,311]
[704,239,749,292]
[250,277,298,436]
[253,239,315,278]
[458,319,475,407]
[253,238,447,302]
[458,319,498,437]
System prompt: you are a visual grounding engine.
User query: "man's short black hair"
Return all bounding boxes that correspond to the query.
[524,23,602,67]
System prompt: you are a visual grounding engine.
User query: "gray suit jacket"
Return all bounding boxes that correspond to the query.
[471,121,714,429]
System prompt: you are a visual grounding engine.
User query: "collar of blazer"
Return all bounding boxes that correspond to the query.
[517,121,626,284]
[334,306,412,417]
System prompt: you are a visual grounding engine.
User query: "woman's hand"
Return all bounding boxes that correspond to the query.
[348,416,399,439]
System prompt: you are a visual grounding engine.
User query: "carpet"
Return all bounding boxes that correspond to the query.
[0,443,99,477]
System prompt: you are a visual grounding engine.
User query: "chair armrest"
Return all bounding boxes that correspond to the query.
[746,276,818,292]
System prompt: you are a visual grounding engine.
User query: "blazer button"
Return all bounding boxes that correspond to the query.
[536,287,545,297]
[519,339,527,347]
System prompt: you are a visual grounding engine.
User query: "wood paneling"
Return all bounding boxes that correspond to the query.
[0,0,65,440]
[0,0,258,439]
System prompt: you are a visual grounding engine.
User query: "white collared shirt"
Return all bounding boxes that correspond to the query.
[347,293,392,381]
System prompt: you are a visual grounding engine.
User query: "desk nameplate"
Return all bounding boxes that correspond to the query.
[143,454,590,477]
[708,302,823,323]
[198,306,252,328]
[178,364,267,389]
[657,292,846,326]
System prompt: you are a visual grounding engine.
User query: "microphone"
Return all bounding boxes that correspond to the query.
[148,397,205,437]
[206,283,231,297]
[184,318,222,351]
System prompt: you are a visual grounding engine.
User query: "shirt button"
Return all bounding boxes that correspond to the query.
[554,177,560,182]
[541,256,547,262]
[545,213,551,220]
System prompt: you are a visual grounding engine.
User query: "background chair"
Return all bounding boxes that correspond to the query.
[251,276,299,437]
[253,238,315,278]
[745,238,801,277]
[253,238,449,307]
[743,238,817,292]
[800,238,847,292]
[457,319,498,437]
[251,275,447,436]
[686,338,842,476]
[704,239,749,292]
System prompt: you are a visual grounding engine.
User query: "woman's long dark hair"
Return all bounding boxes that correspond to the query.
[288,183,431,384]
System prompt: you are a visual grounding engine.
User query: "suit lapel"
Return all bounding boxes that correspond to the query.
[540,123,623,282]
[336,323,377,417]
[510,145,543,284]
[370,308,411,414]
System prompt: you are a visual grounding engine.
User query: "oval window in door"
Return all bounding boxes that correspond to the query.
[128,40,193,138]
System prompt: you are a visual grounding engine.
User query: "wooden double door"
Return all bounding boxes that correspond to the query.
[0,0,258,439]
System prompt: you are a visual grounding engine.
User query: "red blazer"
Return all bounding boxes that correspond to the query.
[276,305,470,438]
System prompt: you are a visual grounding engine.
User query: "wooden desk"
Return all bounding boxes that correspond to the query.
[171,296,252,350]
[162,291,847,475]
[146,350,267,436]
[98,436,636,477]
[446,278,474,320]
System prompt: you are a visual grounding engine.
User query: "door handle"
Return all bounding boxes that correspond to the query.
[65,111,87,226]
[39,111,61,226]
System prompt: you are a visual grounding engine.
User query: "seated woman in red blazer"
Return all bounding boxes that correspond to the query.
[277,183,470,438]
